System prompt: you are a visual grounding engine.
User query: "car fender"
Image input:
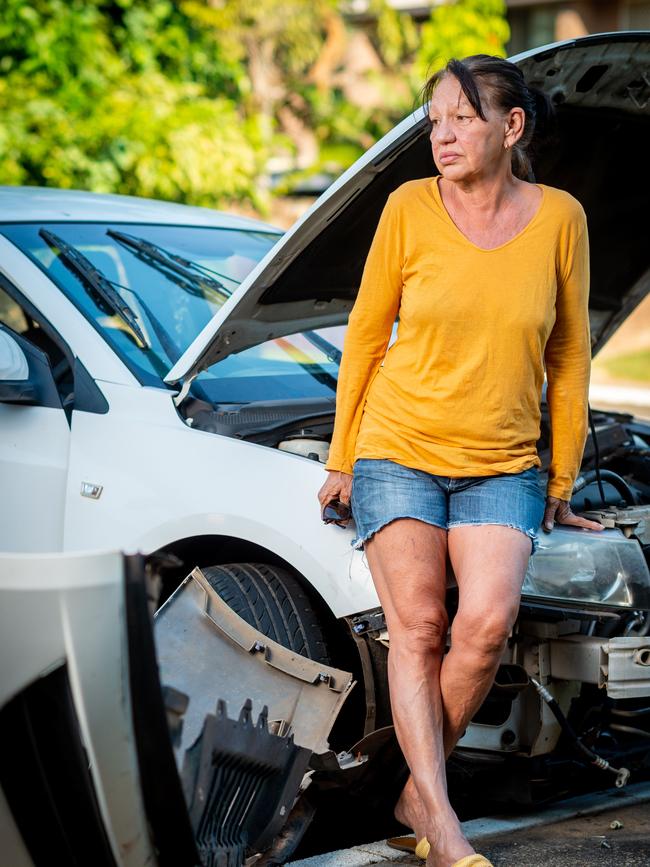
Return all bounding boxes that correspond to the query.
[64,380,378,618]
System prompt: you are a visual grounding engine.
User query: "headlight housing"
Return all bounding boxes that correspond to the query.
[523,526,650,610]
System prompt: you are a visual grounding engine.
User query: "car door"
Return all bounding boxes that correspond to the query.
[0,283,70,552]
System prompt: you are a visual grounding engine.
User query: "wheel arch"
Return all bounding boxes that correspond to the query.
[152,532,328,610]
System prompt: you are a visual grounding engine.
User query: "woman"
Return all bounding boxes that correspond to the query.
[317,55,604,867]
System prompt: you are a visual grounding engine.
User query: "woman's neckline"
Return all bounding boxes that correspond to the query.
[429,174,547,252]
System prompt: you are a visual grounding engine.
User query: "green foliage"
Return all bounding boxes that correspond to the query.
[370,0,419,69]
[417,0,511,79]
[599,349,650,383]
[0,0,265,208]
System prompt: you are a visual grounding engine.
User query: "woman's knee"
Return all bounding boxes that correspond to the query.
[390,603,449,655]
[451,606,517,659]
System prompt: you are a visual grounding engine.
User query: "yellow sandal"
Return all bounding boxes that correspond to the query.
[386,836,419,854]
[413,837,493,866]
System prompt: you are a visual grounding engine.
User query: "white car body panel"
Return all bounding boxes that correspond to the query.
[0,185,278,232]
[0,404,69,551]
[0,550,155,867]
[0,786,32,867]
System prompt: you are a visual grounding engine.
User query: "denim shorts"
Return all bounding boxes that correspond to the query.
[350,458,546,556]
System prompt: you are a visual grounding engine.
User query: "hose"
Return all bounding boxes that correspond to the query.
[611,706,650,717]
[610,722,650,738]
[623,610,650,637]
[588,404,607,506]
[572,468,639,506]
[529,677,630,787]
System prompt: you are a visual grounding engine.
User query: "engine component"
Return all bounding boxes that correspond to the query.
[549,633,650,698]
[573,468,640,506]
[577,503,650,545]
[530,677,630,787]
[277,438,329,462]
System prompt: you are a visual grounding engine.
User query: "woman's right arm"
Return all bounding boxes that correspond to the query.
[321,192,405,498]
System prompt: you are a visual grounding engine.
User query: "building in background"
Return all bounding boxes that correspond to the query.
[347,0,650,54]
[507,0,650,54]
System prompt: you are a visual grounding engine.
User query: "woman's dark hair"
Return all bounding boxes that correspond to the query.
[418,54,556,181]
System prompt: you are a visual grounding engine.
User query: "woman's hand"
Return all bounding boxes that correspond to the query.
[543,495,605,533]
[318,470,353,526]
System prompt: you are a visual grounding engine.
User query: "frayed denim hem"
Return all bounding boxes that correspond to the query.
[447,519,540,556]
[350,515,447,551]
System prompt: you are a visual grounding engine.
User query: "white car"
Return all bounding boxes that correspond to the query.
[1,30,650,865]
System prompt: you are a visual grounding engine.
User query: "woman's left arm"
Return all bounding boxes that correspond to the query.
[543,209,604,534]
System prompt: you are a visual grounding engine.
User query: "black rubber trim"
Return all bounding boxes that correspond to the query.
[529,29,650,63]
[124,554,201,867]
[73,357,109,414]
[0,664,117,866]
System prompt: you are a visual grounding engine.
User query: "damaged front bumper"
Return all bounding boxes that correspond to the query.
[154,567,355,864]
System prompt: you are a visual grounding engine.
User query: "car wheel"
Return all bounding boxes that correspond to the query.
[202,562,330,664]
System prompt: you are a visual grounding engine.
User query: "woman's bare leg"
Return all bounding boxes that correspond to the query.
[394,525,533,859]
[441,524,532,749]
[364,518,475,866]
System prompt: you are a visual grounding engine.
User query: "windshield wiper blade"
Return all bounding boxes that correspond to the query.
[40,229,148,348]
[106,229,232,304]
[303,330,342,365]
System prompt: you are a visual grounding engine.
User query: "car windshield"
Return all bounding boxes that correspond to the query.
[2,222,397,404]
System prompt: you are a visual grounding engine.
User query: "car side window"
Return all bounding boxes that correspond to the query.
[0,285,29,334]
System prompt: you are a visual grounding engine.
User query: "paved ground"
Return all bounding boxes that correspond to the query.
[463,802,650,866]
[290,783,650,866]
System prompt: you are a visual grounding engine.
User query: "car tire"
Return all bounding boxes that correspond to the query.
[202,562,330,664]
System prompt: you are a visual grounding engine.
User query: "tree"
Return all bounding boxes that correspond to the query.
[0,0,267,208]
[416,0,510,80]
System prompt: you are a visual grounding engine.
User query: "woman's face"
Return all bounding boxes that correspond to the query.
[427,73,519,181]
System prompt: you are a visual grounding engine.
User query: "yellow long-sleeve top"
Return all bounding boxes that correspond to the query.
[324,175,591,501]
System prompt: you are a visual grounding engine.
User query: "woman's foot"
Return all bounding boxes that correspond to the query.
[394,776,428,841]
[423,822,475,867]
[424,811,477,867]
[394,777,475,866]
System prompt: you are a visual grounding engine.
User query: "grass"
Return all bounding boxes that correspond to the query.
[597,348,650,383]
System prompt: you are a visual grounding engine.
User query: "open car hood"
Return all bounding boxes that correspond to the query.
[165,31,650,386]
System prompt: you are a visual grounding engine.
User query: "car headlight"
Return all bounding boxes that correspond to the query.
[523,526,650,610]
